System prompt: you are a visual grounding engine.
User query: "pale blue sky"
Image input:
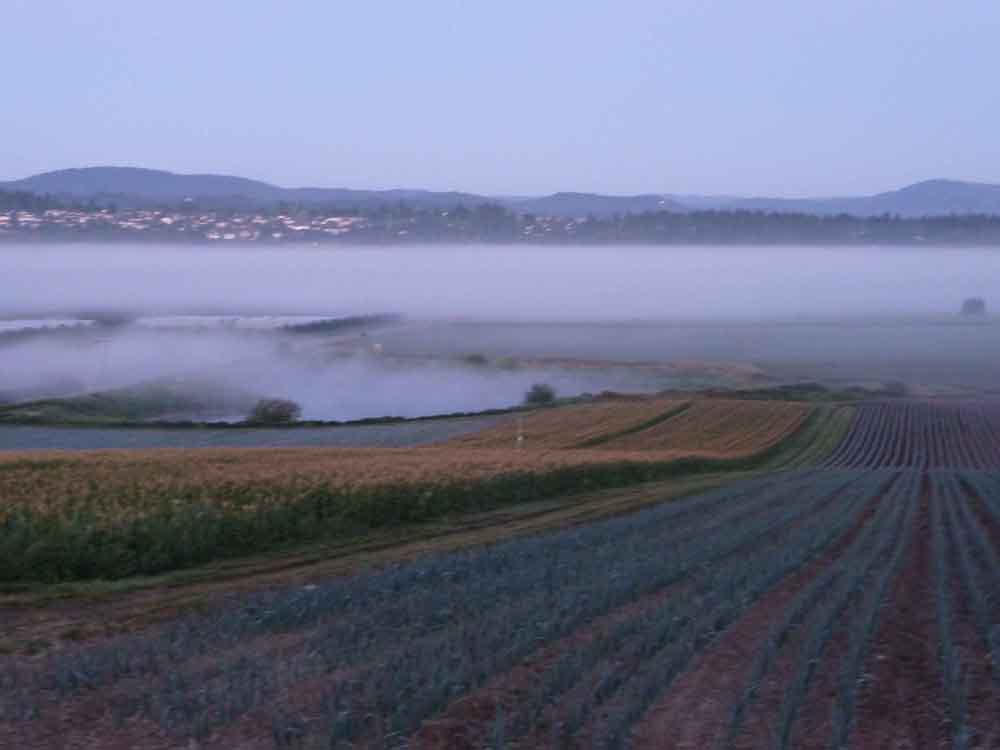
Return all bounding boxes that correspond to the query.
[3,0,998,196]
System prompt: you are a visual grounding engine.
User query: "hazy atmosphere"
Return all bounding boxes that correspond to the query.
[4,244,996,321]
[4,1,999,196]
[4,244,1000,422]
[4,3,1000,747]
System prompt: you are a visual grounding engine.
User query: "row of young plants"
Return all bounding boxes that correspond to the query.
[1,469,872,745]
[941,473,1000,688]
[930,475,972,750]
[1,470,817,706]
[961,470,1000,527]
[823,470,921,750]
[488,472,890,749]
[29,471,815,699]
[190,468,880,748]
[0,419,823,584]
[724,469,918,749]
[825,401,1000,470]
[760,405,855,471]
[803,470,919,750]
[824,401,894,468]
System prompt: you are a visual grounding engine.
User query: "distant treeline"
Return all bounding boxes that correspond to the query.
[282,313,403,334]
[0,189,67,212]
[6,188,1000,244]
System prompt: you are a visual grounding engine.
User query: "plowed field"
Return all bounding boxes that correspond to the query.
[3,465,997,750]
[0,397,824,584]
[597,398,811,455]
[3,399,1000,748]
[826,400,1000,469]
[442,398,685,449]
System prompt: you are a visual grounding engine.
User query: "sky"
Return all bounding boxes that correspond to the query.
[3,1,999,197]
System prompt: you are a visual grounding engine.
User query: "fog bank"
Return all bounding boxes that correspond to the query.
[2,244,997,321]
[4,244,1000,417]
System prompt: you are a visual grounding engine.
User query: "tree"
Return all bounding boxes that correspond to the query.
[248,398,302,424]
[960,297,986,316]
[524,383,556,406]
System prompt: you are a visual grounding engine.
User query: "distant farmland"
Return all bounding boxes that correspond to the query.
[0,397,823,583]
[0,398,998,749]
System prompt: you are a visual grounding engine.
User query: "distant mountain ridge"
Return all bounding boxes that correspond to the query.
[0,167,486,213]
[4,167,1000,218]
[509,192,685,217]
[670,179,1000,218]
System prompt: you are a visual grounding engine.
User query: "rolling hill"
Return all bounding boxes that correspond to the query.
[670,179,1000,217]
[0,167,488,212]
[5,167,1000,218]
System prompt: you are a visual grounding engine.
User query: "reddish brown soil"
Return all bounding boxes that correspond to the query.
[785,481,916,750]
[0,627,337,750]
[953,608,1000,750]
[962,481,1000,554]
[735,551,892,750]
[621,479,890,750]
[410,475,875,750]
[947,536,1000,749]
[950,479,1000,748]
[849,494,949,750]
[786,612,854,749]
[412,583,686,750]
[6,469,995,750]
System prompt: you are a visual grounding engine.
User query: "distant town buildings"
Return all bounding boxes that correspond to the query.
[4,202,1000,245]
[0,207,370,241]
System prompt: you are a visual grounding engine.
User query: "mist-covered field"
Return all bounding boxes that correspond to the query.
[3,243,999,422]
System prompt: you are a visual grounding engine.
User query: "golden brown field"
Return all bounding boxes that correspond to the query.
[0,397,819,584]
[0,398,811,516]
[442,398,685,449]
[0,446,686,515]
[596,399,811,455]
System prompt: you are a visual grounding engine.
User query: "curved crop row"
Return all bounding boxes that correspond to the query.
[945,472,1000,685]
[594,399,811,456]
[0,469,881,748]
[442,398,686,449]
[4,466,995,749]
[725,470,917,749]
[825,401,1000,470]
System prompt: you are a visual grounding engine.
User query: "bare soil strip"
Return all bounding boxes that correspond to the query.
[0,473,740,655]
[408,474,858,750]
[622,477,889,750]
[848,492,948,750]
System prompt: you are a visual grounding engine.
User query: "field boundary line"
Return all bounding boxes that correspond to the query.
[572,401,692,448]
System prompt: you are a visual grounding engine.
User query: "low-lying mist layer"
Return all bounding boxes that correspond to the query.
[0,325,681,421]
[4,244,1000,416]
[2,243,999,321]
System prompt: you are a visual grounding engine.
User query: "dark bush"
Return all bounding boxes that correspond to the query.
[960,297,986,316]
[249,398,302,424]
[524,383,556,406]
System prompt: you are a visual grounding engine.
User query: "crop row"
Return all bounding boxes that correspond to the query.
[0,468,883,748]
[825,400,1000,469]
[444,398,687,449]
[725,470,920,749]
[5,465,995,748]
[0,454,765,582]
[0,402,823,583]
[593,399,812,455]
[4,473,884,739]
[937,472,1000,692]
